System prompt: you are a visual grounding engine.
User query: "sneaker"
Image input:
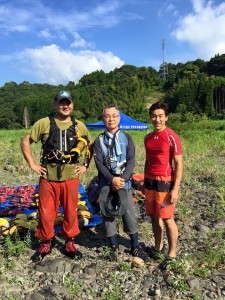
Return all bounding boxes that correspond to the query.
[63,238,83,259]
[31,239,52,262]
[160,256,176,271]
[130,246,149,262]
[145,246,165,261]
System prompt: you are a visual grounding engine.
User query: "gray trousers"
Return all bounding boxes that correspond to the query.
[103,189,138,237]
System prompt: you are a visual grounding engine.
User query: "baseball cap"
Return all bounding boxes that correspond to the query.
[54,91,73,102]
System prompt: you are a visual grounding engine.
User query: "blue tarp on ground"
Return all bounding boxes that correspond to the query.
[0,183,102,228]
[86,112,148,130]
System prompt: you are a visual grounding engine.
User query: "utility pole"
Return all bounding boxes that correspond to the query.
[159,38,168,79]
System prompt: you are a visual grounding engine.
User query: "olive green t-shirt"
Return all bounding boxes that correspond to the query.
[29,116,92,181]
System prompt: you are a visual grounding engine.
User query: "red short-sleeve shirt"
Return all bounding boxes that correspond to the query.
[144,127,182,177]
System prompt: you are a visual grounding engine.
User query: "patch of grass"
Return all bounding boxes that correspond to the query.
[118,261,131,272]
[6,276,26,285]
[176,190,192,223]
[101,273,122,300]
[189,292,203,300]
[63,275,84,299]
[195,229,225,268]
[165,255,192,277]
[100,246,117,261]
[171,274,188,292]
[5,257,15,270]
[193,266,208,278]
[2,233,31,269]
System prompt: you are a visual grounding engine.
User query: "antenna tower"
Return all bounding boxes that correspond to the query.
[160,38,168,79]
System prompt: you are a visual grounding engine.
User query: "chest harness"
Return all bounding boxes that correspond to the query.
[41,114,89,179]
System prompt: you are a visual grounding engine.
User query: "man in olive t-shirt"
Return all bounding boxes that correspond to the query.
[21,91,92,262]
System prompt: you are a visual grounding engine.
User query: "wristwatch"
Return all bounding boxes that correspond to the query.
[83,162,89,168]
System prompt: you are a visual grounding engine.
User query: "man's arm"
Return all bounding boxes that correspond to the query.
[120,133,135,182]
[170,154,183,203]
[20,133,47,176]
[75,123,93,175]
[75,140,93,175]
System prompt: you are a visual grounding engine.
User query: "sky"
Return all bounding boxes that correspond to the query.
[1,0,225,87]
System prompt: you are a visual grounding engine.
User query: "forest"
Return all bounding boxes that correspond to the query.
[0,53,225,129]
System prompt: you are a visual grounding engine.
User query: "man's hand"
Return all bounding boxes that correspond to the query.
[75,165,87,175]
[112,177,125,190]
[30,164,47,177]
[170,189,179,204]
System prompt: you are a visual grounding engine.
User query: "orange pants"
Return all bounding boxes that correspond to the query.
[145,175,174,219]
[36,177,80,240]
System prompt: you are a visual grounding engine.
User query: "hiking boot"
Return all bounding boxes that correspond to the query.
[160,256,176,271]
[130,246,149,262]
[63,238,83,259]
[145,246,165,261]
[31,239,52,262]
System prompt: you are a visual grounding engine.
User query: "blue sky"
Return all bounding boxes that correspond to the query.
[1,0,225,87]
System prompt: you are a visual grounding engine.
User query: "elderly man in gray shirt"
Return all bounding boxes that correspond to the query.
[93,104,143,261]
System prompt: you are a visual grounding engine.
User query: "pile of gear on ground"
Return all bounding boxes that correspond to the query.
[0,173,145,238]
[0,185,93,237]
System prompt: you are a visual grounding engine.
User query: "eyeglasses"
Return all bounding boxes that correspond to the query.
[104,114,119,120]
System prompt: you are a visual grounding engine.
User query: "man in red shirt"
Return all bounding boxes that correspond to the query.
[144,101,182,267]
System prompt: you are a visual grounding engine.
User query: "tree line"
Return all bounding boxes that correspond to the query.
[0,54,225,129]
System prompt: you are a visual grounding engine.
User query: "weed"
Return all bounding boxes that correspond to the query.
[4,233,31,259]
[216,187,225,206]
[63,275,84,299]
[87,287,97,298]
[193,266,208,278]
[100,246,117,260]
[118,261,131,272]
[102,273,122,300]
[177,197,191,223]
[189,291,202,300]
[165,255,192,277]
[196,229,225,268]
[6,257,15,269]
[6,276,26,285]
[171,274,188,291]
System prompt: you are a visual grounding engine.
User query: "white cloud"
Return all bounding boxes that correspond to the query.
[0,54,11,63]
[173,0,225,59]
[70,32,95,49]
[38,30,54,40]
[166,3,179,17]
[0,0,140,38]
[17,44,124,85]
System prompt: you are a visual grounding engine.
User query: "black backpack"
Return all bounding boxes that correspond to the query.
[87,176,100,213]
